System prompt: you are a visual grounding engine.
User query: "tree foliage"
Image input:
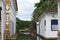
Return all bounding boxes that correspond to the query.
[16,18,31,30]
[33,0,57,20]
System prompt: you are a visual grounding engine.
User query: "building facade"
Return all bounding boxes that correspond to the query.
[35,0,58,40]
[36,9,58,40]
[0,0,18,40]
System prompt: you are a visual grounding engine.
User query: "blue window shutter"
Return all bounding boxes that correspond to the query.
[51,20,58,25]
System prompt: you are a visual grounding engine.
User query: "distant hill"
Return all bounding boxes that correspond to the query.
[16,18,31,29]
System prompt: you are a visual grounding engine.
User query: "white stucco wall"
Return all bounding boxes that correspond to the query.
[10,0,16,35]
[45,13,58,38]
[1,0,6,40]
[38,13,46,37]
[58,1,60,31]
[37,12,58,38]
[0,0,17,40]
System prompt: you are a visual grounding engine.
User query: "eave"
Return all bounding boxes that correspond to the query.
[13,0,18,11]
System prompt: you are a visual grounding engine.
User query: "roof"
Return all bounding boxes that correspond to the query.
[13,0,18,11]
[46,8,58,13]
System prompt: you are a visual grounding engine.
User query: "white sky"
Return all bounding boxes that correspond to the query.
[16,0,40,21]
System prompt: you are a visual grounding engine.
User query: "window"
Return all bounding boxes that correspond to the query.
[44,20,46,25]
[51,19,58,31]
[44,20,46,31]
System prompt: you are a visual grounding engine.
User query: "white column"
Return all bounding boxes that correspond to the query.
[36,22,40,34]
[36,21,40,40]
[58,1,60,31]
[58,1,60,40]
[13,15,16,34]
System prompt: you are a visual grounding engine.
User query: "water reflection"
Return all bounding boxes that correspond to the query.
[17,34,31,40]
[17,34,41,40]
[37,36,40,40]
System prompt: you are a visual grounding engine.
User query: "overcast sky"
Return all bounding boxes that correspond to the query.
[16,0,40,21]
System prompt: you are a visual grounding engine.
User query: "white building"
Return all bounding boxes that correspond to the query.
[36,8,58,40]
[58,0,60,40]
[0,0,18,40]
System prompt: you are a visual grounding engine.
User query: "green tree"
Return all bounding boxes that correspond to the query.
[16,18,31,30]
[33,0,57,20]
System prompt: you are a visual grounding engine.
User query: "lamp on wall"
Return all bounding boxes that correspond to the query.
[37,22,39,25]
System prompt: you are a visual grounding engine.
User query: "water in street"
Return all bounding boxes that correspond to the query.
[17,34,31,40]
[16,32,41,40]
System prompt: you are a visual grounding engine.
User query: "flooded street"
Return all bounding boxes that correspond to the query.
[16,31,37,40]
[16,33,42,40]
[17,34,31,40]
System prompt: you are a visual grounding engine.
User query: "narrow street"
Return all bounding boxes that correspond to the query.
[17,34,31,40]
[16,30,44,40]
[0,0,60,40]
[16,33,43,40]
[16,31,37,40]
